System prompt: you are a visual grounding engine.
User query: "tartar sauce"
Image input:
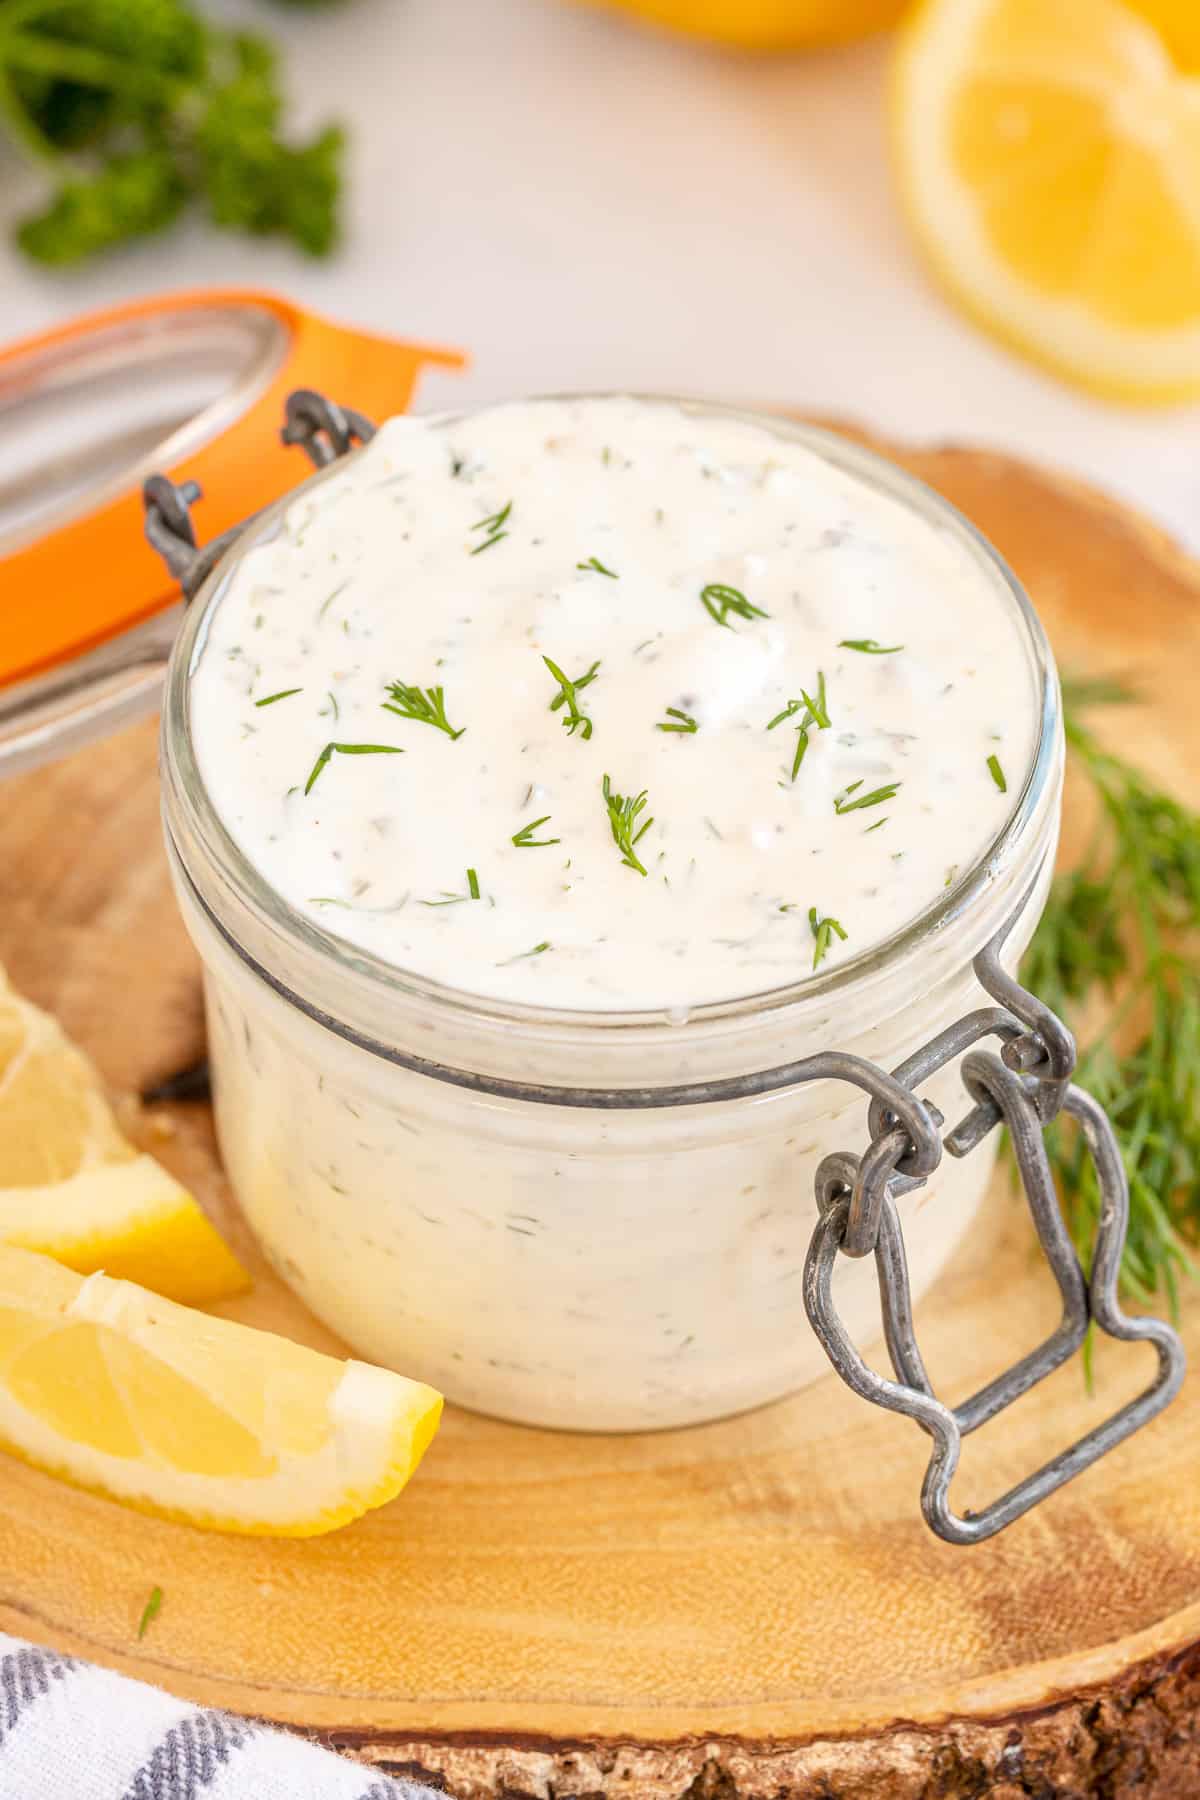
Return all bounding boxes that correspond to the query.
[191,398,1037,1011]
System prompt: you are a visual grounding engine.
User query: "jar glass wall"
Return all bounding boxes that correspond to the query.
[161,405,1063,1431]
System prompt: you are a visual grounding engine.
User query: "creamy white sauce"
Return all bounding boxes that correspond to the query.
[176,399,1059,1428]
[190,398,1036,1012]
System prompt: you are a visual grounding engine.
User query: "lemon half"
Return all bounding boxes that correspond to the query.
[894,0,1200,401]
[584,0,907,51]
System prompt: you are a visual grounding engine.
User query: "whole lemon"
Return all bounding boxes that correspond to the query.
[581,0,909,50]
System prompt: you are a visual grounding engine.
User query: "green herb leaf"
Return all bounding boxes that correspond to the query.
[8,17,346,269]
[544,656,600,739]
[304,742,403,795]
[254,687,303,708]
[839,639,903,654]
[469,501,512,555]
[467,868,480,900]
[602,774,653,877]
[657,707,698,734]
[987,753,1008,794]
[137,1586,164,1641]
[1018,680,1200,1305]
[577,556,618,577]
[512,815,561,848]
[834,779,901,815]
[809,907,848,971]
[499,940,552,964]
[771,673,831,783]
[699,583,769,629]
[382,680,465,740]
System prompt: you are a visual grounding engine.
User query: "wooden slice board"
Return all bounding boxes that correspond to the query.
[3,428,1200,1799]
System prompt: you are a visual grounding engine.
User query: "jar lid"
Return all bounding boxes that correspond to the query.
[0,290,464,777]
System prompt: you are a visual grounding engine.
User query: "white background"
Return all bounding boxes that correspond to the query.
[2,0,1200,544]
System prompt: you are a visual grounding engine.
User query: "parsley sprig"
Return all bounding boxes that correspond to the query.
[1,12,344,268]
[1019,678,1200,1305]
[382,680,464,740]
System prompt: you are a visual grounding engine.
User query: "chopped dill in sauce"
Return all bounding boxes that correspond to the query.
[512,815,561,848]
[809,908,848,970]
[192,398,1037,1009]
[603,774,654,877]
[657,707,698,734]
[304,742,404,796]
[544,656,600,739]
[469,501,512,555]
[382,680,465,740]
[699,583,769,629]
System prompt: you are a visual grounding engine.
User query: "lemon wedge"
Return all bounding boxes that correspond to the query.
[893,0,1200,401]
[0,968,247,1304]
[0,1246,443,1535]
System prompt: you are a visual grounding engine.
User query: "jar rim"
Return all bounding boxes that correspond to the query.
[161,396,1062,1041]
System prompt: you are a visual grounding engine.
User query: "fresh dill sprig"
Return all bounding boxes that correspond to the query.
[304,742,403,795]
[467,868,480,899]
[469,501,512,555]
[512,815,561,848]
[839,639,903,654]
[255,687,302,708]
[657,707,698,734]
[987,753,1008,793]
[800,674,831,731]
[1018,679,1200,1304]
[769,672,831,782]
[834,779,902,815]
[137,1586,164,1641]
[809,907,848,971]
[699,583,769,629]
[499,940,552,964]
[382,680,465,740]
[577,555,618,577]
[544,656,600,739]
[602,774,654,876]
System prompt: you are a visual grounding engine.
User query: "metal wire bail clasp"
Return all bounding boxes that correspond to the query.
[143,389,376,601]
[803,900,1186,1546]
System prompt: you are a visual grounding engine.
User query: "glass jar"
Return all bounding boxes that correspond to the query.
[161,405,1063,1433]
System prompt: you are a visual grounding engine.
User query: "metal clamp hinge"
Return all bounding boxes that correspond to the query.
[143,389,376,602]
[804,901,1185,1545]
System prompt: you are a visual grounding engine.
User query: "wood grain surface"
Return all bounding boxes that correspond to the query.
[2,429,1199,1798]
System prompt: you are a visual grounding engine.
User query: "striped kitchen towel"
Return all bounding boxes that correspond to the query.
[0,1633,433,1799]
